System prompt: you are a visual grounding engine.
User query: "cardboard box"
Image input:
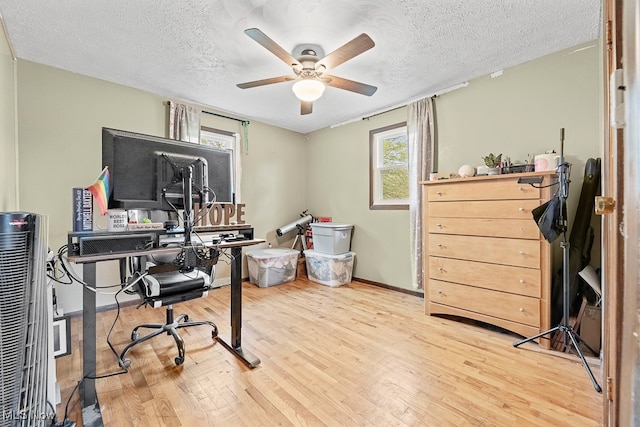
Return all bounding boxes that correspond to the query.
[580,304,602,354]
[297,255,306,277]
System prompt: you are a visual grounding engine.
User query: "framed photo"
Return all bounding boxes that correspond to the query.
[52,315,71,358]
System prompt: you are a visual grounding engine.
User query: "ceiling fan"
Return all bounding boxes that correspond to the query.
[236,28,377,115]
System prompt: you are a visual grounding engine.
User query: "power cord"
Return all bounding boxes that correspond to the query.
[51,246,150,425]
[57,276,142,425]
[53,245,126,292]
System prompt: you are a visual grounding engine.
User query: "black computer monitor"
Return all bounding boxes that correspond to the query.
[102,127,234,212]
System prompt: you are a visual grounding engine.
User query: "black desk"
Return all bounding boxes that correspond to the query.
[67,238,264,427]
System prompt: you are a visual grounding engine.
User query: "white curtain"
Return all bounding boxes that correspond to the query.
[408,97,435,290]
[168,101,201,143]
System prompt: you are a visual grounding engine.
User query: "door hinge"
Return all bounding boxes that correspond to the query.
[607,377,614,401]
[610,69,626,128]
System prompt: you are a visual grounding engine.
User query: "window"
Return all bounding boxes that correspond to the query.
[369,122,409,210]
[200,126,242,203]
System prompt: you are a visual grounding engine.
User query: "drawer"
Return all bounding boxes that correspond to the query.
[428,234,540,268]
[428,303,542,342]
[427,178,540,201]
[428,257,541,297]
[427,199,542,220]
[428,217,540,239]
[429,279,540,327]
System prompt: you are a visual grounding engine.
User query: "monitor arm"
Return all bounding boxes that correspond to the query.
[182,165,194,247]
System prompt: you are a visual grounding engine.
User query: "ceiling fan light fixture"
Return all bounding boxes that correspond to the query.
[292,79,325,102]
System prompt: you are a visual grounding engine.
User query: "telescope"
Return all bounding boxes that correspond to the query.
[276,214,313,236]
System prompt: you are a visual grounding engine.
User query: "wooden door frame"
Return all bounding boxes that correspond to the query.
[603,0,640,424]
[618,0,640,423]
[602,0,624,425]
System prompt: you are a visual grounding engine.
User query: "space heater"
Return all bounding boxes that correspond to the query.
[0,213,49,426]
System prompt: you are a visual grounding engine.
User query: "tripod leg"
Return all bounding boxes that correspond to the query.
[567,329,600,357]
[514,163,601,393]
[513,326,560,348]
[566,330,602,393]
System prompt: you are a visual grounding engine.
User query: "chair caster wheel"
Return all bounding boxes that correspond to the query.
[174,357,184,366]
[131,331,140,341]
[211,329,218,339]
[120,358,131,369]
[183,315,190,322]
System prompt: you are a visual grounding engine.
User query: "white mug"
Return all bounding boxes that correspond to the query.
[534,154,560,172]
[107,210,128,232]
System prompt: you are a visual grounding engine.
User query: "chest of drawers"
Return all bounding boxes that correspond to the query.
[422,172,555,348]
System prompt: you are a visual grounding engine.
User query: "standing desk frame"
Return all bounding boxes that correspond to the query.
[67,238,263,427]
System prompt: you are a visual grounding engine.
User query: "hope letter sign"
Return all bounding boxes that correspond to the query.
[193,203,246,226]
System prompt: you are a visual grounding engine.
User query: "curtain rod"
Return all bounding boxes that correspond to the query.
[165,101,249,125]
[329,82,469,128]
[202,110,249,125]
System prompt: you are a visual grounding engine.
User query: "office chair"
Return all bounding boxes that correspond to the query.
[119,248,219,368]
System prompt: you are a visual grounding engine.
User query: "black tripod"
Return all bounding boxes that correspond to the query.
[513,133,602,393]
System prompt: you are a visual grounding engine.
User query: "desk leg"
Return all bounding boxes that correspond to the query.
[81,262,104,427]
[216,246,261,368]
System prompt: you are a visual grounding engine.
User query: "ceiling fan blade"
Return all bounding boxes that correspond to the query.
[324,75,377,96]
[301,101,313,115]
[316,33,375,71]
[244,28,300,67]
[236,75,296,89]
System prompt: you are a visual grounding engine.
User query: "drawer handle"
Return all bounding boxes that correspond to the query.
[519,251,525,255]
[519,279,525,284]
[437,244,443,248]
[438,267,444,272]
[438,290,444,295]
[518,207,525,212]
[436,223,443,228]
[519,308,525,312]
[436,191,443,196]
[519,186,524,191]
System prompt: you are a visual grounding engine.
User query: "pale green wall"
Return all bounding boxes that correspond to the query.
[436,41,602,211]
[306,40,602,291]
[306,108,412,289]
[17,61,167,312]
[436,40,603,265]
[16,60,304,313]
[14,39,602,309]
[0,22,17,211]
[200,114,307,248]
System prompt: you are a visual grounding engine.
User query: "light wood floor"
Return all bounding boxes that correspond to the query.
[55,278,603,426]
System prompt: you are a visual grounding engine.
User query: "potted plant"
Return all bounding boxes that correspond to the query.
[482,153,502,175]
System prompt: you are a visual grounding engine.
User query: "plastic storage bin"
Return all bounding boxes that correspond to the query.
[246,248,299,287]
[304,249,355,287]
[310,223,353,254]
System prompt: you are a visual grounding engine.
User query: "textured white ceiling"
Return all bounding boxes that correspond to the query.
[0,0,601,134]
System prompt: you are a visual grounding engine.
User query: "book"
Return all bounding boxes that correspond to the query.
[72,187,93,232]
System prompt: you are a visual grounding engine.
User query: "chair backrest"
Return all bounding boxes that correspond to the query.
[126,247,218,308]
[139,269,214,308]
